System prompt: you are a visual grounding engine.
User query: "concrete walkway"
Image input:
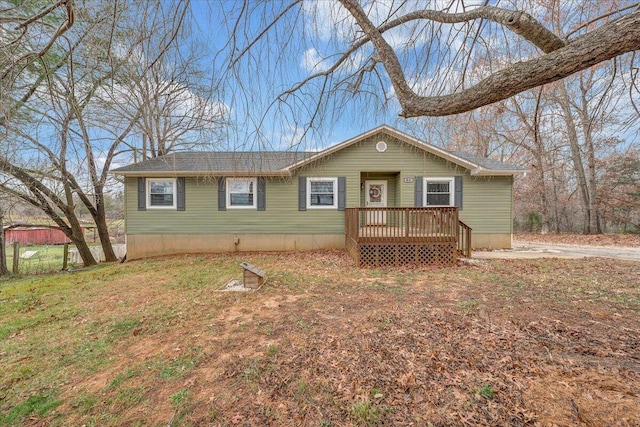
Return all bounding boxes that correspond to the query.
[472,240,640,261]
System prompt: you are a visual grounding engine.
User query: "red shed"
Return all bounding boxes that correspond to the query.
[4,227,72,245]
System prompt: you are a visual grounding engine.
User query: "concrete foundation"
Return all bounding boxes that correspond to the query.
[125,232,512,259]
[471,233,512,250]
[125,233,345,260]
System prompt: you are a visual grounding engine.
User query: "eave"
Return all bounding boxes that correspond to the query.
[110,170,292,178]
[471,168,528,176]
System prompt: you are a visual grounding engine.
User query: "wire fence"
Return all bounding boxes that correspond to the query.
[5,242,126,275]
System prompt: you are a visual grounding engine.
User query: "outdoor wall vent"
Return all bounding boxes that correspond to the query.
[376,141,388,152]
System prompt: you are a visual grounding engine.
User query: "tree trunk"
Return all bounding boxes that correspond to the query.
[64,209,98,267]
[70,234,98,267]
[557,82,592,233]
[578,80,602,234]
[93,193,117,262]
[0,211,9,276]
[532,89,550,234]
[549,162,562,233]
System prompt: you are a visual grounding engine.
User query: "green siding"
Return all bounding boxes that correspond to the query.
[459,176,513,233]
[125,132,513,235]
[126,177,345,234]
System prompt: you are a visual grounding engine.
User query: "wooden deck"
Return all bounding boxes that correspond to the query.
[345,207,471,267]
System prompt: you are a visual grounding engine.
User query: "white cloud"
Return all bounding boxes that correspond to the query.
[298,0,491,79]
[302,0,356,43]
[301,48,330,73]
[301,1,487,47]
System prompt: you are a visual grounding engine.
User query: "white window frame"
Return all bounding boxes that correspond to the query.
[147,178,176,209]
[226,177,257,209]
[423,177,455,207]
[307,177,338,209]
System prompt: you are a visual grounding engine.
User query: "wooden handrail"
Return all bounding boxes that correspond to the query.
[457,220,472,258]
[345,207,459,244]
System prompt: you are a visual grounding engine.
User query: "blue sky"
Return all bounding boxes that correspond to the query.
[187,0,431,151]
[181,0,638,154]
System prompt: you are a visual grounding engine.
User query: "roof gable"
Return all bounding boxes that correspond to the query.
[111,125,525,177]
[286,125,524,176]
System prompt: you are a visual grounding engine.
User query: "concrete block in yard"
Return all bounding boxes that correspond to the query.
[21,250,38,259]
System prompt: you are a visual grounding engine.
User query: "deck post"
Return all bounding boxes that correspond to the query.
[405,209,410,240]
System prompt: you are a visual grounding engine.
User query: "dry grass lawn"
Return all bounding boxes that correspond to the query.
[1,251,639,426]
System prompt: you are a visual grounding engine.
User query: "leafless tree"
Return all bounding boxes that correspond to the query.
[222,0,640,139]
[0,196,10,275]
[103,39,228,162]
[1,0,74,127]
[0,0,202,266]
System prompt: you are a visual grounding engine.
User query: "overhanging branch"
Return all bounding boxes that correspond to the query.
[339,0,640,117]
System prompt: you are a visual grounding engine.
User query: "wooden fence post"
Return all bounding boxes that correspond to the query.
[62,243,69,270]
[12,241,19,274]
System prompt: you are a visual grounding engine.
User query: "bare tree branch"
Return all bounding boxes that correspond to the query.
[0,0,74,80]
[339,0,640,117]
[380,5,566,54]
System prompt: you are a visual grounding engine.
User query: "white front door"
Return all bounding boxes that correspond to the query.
[365,180,387,225]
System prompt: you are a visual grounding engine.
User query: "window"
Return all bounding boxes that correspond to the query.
[424,178,454,206]
[307,177,338,209]
[147,178,176,208]
[227,178,256,208]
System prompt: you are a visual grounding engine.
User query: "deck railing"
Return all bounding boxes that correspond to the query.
[457,220,472,258]
[345,207,472,266]
[345,207,459,244]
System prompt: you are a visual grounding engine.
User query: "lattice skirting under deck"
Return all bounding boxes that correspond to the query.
[356,242,456,267]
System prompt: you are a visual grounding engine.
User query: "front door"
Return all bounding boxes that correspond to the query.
[365,180,387,225]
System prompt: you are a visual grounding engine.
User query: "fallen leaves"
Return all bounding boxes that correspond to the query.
[7,252,637,426]
[515,232,640,247]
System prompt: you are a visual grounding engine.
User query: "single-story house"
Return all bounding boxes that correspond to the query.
[111,125,525,266]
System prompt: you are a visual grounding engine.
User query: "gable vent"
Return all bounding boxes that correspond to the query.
[376,141,387,152]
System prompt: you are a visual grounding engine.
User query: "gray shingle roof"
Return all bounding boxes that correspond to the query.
[111,151,312,175]
[450,151,526,171]
[111,126,526,176]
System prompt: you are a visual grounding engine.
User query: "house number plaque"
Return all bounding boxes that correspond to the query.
[403,177,414,183]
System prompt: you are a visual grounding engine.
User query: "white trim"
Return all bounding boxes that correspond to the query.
[423,177,455,207]
[147,178,177,209]
[226,177,257,209]
[307,177,338,209]
[471,167,525,176]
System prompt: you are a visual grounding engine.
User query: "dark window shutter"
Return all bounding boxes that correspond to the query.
[137,177,146,211]
[337,177,346,211]
[218,177,226,211]
[414,176,423,207]
[176,177,186,211]
[298,176,307,211]
[454,176,463,210]
[257,177,266,211]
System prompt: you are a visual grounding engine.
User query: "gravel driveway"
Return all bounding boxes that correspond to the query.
[473,240,640,261]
